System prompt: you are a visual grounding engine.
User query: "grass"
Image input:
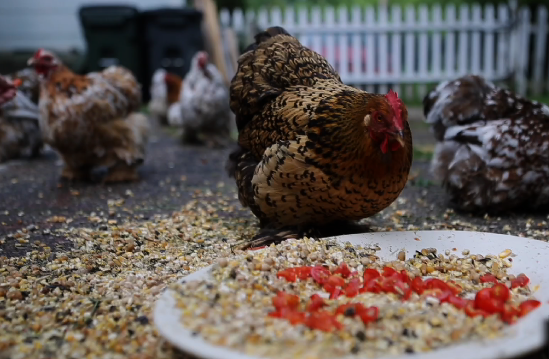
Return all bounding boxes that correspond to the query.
[413,145,434,161]
[531,95,549,106]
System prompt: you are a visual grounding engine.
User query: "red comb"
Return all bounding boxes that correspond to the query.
[34,49,44,59]
[386,89,404,130]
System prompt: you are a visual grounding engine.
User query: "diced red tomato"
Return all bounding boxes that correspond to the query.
[344,278,361,298]
[411,276,425,295]
[305,311,341,332]
[491,283,511,303]
[379,276,399,294]
[399,270,412,285]
[359,306,379,325]
[360,277,382,294]
[446,280,463,295]
[294,266,313,280]
[331,316,344,330]
[363,268,381,283]
[424,278,451,293]
[330,287,343,299]
[311,266,331,285]
[268,266,539,331]
[501,304,521,324]
[465,300,490,318]
[268,307,287,318]
[438,293,468,309]
[272,291,300,310]
[307,294,326,312]
[277,269,297,282]
[327,275,346,288]
[269,307,306,324]
[324,275,345,294]
[519,300,541,317]
[286,311,306,325]
[382,266,398,277]
[474,288,505,314]
[510,274,530,289]
[480,274,499,284]
[393,280,412,300]
[333,263,352,278]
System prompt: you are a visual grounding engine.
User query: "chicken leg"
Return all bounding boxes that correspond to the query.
[60,165,92,182]
[102,162,140,183]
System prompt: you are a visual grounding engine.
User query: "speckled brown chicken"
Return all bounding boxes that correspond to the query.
[28,49,150,183]
[424,74,549,212]
[227,27,413,249]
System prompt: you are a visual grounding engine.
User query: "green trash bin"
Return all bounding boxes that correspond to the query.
[78,5,147,100]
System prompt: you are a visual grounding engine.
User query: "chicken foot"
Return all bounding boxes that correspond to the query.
[102,163,140,183]
[233,220,373,250]
[60,165,92,182]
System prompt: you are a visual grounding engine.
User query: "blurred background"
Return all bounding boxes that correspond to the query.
[0,0,547,106]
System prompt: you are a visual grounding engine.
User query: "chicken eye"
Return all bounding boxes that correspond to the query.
[376,114,383,122]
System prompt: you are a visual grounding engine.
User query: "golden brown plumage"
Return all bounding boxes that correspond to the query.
[227,27,413,248]
[28,49,149,182]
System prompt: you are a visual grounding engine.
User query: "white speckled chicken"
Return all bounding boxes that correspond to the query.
[0,69,42,162]
[169,51,233,147]
[28,49,150,182]
[424,74,549,212]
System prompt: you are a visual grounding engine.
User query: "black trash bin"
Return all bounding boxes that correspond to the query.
[78,5,147,100]
[141,8,204,85]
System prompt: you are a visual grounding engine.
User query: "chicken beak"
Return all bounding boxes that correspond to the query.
[27,57,36,66]
[395,130,406,148]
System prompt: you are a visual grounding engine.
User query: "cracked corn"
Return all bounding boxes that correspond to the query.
[0,198,256,359]
[171,237,537,359]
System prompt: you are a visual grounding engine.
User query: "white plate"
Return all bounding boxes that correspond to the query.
[154,230,549,359]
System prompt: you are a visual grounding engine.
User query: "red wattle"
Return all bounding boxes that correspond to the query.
[390,140,402,151]
[381,134,389,154]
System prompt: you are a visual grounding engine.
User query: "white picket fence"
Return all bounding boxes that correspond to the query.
[220,4,549,97]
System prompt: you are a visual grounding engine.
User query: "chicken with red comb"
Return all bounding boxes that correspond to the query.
[227,27,413,249]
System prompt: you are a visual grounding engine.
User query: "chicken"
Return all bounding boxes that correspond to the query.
[423,74,549,212]
[28,49,150,182]
[0,71,42,162]
[168,51,233,147]
[148,68,183,125]
[0,76,16,104]
[227,27,413,249]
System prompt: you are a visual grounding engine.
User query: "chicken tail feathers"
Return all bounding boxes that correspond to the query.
[243,26,292,54]
[226,146,260,208]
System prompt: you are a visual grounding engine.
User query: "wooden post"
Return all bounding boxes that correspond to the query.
[193,0,231,86]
